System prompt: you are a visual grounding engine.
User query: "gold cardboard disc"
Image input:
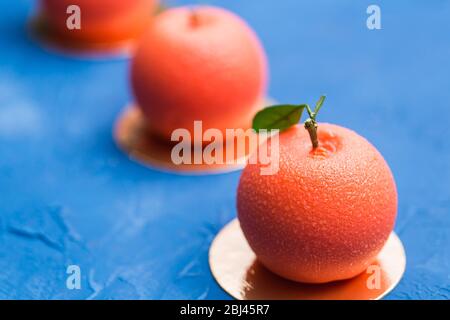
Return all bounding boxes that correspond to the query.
[209,219,406,300]
[114,103,272,175]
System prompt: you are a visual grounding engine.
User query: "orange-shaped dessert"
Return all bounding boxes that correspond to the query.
[237,98,398,283]
[130,6,268,141]
[40,0,159,44]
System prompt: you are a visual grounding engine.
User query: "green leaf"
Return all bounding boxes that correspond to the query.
[313,95,326,115]
[252,104,306,132]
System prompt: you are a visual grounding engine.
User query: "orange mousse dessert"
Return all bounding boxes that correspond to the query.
[130,6,268,142]
[238,97,398,283]
[40,0,159,45]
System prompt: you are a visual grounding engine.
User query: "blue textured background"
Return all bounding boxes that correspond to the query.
[0,0,449,299]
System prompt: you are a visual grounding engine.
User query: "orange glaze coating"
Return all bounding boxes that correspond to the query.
[237,124,398,283]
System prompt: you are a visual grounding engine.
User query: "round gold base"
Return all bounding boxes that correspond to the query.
[113,105,267,175]
[209,219,406,300]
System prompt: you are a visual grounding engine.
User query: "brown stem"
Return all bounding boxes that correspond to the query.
[190,9,200,27]
[304,119,319,149]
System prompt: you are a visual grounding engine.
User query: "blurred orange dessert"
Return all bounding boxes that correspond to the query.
[237,99,398,283]
[40,0,159,44]
[130,6,268,143]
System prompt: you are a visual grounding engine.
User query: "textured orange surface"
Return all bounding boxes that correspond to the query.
[237,124,398,283]
[41,0,158,43]
[131,6,268,141]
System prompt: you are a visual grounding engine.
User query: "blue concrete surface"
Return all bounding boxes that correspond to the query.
[0,0,449,299]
